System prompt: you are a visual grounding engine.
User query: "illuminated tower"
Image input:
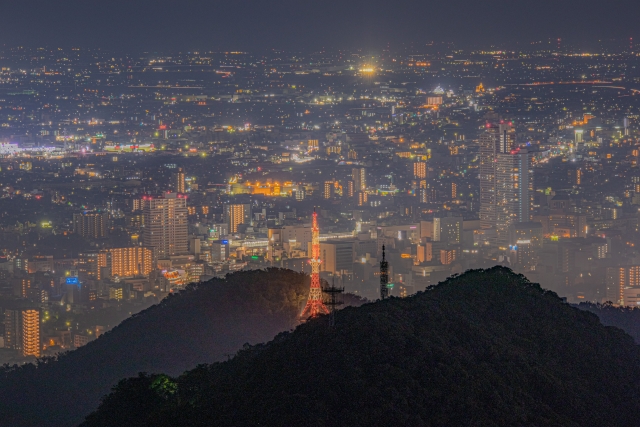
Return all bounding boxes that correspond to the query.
[380,245,389,299]
[300,210,329,319]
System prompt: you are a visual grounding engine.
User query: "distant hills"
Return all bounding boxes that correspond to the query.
[83,267,640,427]
[577,302,640,343]
[0,268,366,427]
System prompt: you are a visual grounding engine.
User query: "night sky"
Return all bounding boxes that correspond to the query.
[2,0,639,50]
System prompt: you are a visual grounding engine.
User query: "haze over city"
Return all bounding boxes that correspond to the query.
[2,0,640,426]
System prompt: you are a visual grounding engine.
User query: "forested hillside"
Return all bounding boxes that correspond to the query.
[84,267,640,427]
[0,268,365,427]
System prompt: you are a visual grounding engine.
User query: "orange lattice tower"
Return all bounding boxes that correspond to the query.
[300,210,329,319]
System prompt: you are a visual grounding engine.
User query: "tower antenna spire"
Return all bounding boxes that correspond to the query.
[380,245,389,299]
[300,209,329,319]
[323,275,344,328]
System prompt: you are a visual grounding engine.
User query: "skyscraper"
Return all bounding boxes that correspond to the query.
[142,193,188,258]
[479,122,533,246]
[224,203,251,234]
[479,122,516,231]
[172,167,186,193]
[495,148,533,246]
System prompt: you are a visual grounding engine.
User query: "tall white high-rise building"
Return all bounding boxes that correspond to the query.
[479,122,533,246]
[479,122,516,231]
[142,193,188,258]
[495,148,533,247]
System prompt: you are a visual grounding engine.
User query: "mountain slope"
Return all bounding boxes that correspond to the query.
[0,268,354,427]
[577,302,640,343]
[84,267,640,427]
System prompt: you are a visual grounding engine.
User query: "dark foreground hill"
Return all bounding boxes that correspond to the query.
[0,269,365,427]
[84,267,640,427]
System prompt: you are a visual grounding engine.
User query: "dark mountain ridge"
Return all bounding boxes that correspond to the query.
[84,267,640,427]
[0,269,362,427]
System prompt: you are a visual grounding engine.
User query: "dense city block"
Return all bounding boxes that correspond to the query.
[1,43,640,364]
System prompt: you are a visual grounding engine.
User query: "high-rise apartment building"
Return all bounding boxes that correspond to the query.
[73,212,108,239]
[223,203,251,234]
[142,193,188,258]
[4,308,41,358]
[495,148,533,246]
[172,167,185,193]
[3,309,19,350]
[440,248,458,265]
[78,251,107,282]
[357,191,368,207]
[12,277,32,298]
[293,187,306,200]
[606,266,640,306]
[324,181,334,199]
[346,180,355,198]
[479,122,516,230]
[413,162,427,179]
[105,247,154,277]
[479,122,533,246]
[211,240,230,261]
[352,167,366,191]
[418,187,429,203]
[21,309,40,358]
